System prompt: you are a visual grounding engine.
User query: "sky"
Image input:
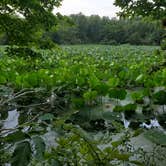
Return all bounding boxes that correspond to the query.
[55,0,120,18]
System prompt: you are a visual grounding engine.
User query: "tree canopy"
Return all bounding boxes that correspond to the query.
[0,0,63,46]
[114,0,166,20]
[52,13,164,45]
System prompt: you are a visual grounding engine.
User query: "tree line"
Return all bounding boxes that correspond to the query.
[0,12,165,47]
[0,0,165,48]
[51,13,164,46]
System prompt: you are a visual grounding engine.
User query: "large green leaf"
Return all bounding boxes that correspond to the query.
[109,89,127,100]
[144,129,166,145]
[39,113,55,121]
[103,112,121,121]
[11,141,32,166]
[135,74,144,82]
[107,77,119,88]
[153,90,166,105]
[113,104,137,112]
[32,136,45,160]
[83,90,98,101]
[0,75,6,84]
[88,74,100,88]
[94,83,109,96]
[4,131,30,143]
[130,160,144,166]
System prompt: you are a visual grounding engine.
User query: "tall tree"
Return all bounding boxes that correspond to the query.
[0,0,63,46]
[114,0,166,20]
[70,13,89,43]
[114,0,166,49]
[87,15,103,43]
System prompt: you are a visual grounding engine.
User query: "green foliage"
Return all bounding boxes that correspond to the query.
[114,104,137,120]
[153,90,166,105]
[0,45,166,165]
[144,129,166,145]
[83,90,98,101]
[161,38,166,50]
[114,0,166,20]
[109,88,127,100]
[107,77,119,88]
[53,14,164,45]
[32,136,46,161]
[114,0,166,50]
[131,90,144,103]
[5,46,42,58]
[39,113,55,121]
[39,37,57,49]
[4,131,30,143]
[43,123,140,165]
[0,45,165,89]
[11,141,32,166]
[0,150,11,165]
[0,0,63,46]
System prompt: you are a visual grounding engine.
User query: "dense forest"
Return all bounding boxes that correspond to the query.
[0,13,165,46]
[52,13,165,45]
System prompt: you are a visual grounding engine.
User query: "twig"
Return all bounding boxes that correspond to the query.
[16,101,49,108]
[0,128,16,132]
[0,113,40,135]
[0,89,44,106]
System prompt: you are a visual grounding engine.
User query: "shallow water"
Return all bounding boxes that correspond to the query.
[0,109,19,136]
[3,109,19,129]
[0,101,166,165]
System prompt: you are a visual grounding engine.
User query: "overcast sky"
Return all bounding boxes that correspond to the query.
[55,0,120,18]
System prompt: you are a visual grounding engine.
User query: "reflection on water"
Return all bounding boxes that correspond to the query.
[3,109,19,129]
[42,130,58,150]
[140,118,160,129]
[121,112,130,129]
